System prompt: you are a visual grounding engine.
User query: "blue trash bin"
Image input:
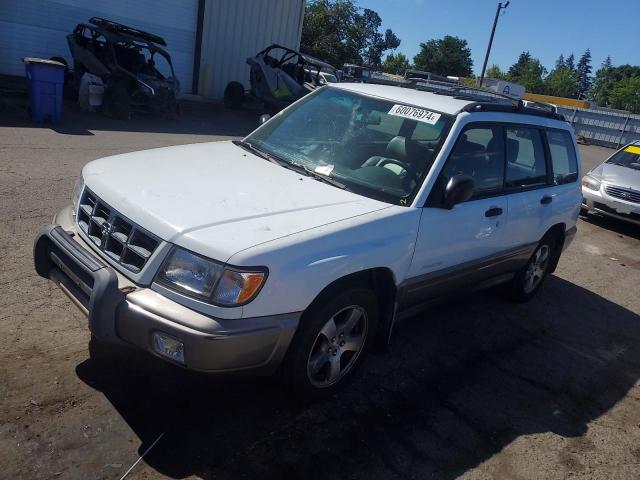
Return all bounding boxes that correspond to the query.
[23,57,65,123]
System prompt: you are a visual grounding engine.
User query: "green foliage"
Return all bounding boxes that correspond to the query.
[590,63,640,110]
[544,67,579,98]
[485,64,507,80]
[607,74,640,113]
[576,49,592,98]
[507,51,546,94]
[565,53,575,73]
[382,53,410,75]
[412,35,473,77]
[300,0,401,67]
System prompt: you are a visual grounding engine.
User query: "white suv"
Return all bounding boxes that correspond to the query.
[34,83,581,397]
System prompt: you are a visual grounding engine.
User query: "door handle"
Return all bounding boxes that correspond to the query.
[540,195,553,205]
[485,207,503,217]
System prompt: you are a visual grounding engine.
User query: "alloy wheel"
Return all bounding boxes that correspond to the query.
[306,305,368,388]
[523,244,550,294]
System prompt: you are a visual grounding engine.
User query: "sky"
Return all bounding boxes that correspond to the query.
[359,0,640,74]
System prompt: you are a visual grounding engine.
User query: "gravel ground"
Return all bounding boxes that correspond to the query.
[1,102,639,480]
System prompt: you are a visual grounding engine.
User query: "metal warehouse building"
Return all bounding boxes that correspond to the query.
[0,0,305,99]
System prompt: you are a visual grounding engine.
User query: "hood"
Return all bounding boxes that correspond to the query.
[83,141,389,262]
[591,163,640,188]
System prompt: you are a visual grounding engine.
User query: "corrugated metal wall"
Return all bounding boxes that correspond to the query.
[0,0,197,92]
[558,105,640,149]
[198,0,305,99]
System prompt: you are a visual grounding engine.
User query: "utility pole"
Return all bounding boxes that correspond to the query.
[478,1,510,88]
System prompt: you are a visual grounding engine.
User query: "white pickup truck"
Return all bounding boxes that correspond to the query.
[34,82,581,397]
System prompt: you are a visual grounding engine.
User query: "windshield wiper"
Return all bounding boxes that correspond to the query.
[233,141,348,190]
[233,140,283,167]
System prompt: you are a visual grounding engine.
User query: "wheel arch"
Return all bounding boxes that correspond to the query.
[544,222,566,273]
[301,267,398,354]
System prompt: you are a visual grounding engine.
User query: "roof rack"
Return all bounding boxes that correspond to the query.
[401,78,564,120]
[89,17,167,46]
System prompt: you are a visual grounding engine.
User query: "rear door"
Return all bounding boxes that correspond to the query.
[503,125,556,249]
[545,129,581,228]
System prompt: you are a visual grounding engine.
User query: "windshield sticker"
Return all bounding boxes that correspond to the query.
[388,104,441,125]
[624,145,640,155]
[314,164,334,176]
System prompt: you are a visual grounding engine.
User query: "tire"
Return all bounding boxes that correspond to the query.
[223,81,245,109]
[281,287,378,400]
[507,233,558,302]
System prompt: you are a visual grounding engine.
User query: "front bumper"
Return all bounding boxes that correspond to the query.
[33,209,300,373]
[582,186,640,226]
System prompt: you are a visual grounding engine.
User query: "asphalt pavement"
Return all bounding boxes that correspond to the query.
[1,103,639,480]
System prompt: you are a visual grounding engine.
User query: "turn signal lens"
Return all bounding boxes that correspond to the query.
[581,175,601,191]
[212,269,266,305]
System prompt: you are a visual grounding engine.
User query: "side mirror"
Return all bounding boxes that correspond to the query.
[258,114,271,125]
[443,174,474,209]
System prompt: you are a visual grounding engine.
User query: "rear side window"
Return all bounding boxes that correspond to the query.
[440,125,505,199]
[547,130,578,184]
[505,127,547,189]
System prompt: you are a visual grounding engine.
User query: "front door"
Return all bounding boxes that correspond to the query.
[404,124,510,306]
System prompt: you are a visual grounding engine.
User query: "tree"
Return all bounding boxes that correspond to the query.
[508,51,546,93]
[412,35,473,76]
[300,0,401,67]
[366,28,401,67]
[485,64,507,80]
[382,52,410,75]
[544,67,579,98]
[554,54,566,70]
[565,53,576,73]
[590,63,640,108]
[609,76,640,113]
[576,49,593,98]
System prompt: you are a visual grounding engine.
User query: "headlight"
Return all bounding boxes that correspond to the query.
[156,247,267,306]
[581,175,601,191]
[72,172,84,214]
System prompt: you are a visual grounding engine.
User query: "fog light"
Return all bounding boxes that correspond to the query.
[152,332,185,364]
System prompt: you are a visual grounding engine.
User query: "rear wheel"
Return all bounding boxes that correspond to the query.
[507,233,557,302]
[281,287,378,399]
[104,83,130,119]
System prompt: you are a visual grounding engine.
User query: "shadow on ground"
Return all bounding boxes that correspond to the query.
[0,94,259,138]
[579,211,640,241]
[75,276,640,480]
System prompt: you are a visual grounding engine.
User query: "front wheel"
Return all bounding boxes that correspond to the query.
[281,287,378,399]
[507,234,557,302]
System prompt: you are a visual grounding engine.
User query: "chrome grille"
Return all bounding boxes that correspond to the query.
[605,185,640,204]
[76,189,160,273]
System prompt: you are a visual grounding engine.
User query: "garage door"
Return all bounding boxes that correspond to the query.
[0,0,197,94]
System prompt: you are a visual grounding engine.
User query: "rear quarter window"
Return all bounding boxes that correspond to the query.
[547,130,578,184]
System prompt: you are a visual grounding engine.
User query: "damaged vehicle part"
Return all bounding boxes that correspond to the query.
[67,17,179,117]
[224,44,338,112]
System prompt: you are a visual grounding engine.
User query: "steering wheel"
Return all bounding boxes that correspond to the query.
[377,158,421,185]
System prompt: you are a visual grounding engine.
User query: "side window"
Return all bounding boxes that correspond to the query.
[505,127,547,189]
[547,130,578,184]
[440,125,505,199]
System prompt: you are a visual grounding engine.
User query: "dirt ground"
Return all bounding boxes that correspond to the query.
[1,100,639,480]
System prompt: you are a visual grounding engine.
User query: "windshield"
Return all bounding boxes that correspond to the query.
[607,145,640,170]
[245,87,453,205]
